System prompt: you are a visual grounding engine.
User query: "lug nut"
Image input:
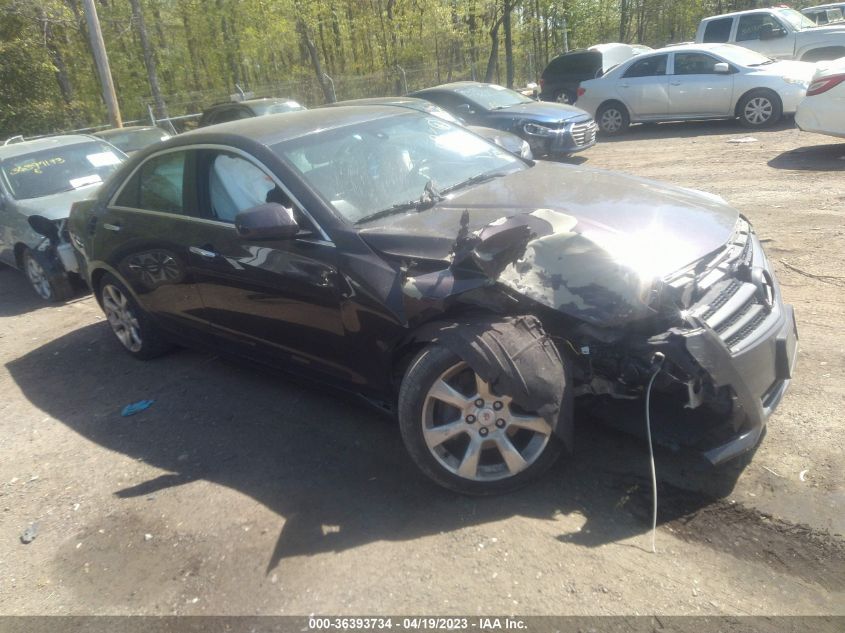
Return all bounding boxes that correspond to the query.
[479,427,489,437]
[493,401,503,411]
[475,399,484,407]
[465,414,476,424]
[496,418,506,428]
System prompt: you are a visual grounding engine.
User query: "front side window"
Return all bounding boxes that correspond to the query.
[703,18,733,43]
[115,151,186,214]
[206,152,290,223]
[623,55,668,78]
[273,114,522,224]
[0,141,123,200]
[674,53,721,75]
[737,14,782,41]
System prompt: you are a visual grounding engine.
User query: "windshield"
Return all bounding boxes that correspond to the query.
[452,84,534,110]
[273,114,524,223]
[98,128,169,153]
[712,44,774,66]
[777,7,817,30]
[1,141,123,200]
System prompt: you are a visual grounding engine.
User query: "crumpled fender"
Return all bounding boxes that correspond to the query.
[407,314,573,451]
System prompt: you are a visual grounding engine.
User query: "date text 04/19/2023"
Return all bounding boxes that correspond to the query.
[307,617,528,631]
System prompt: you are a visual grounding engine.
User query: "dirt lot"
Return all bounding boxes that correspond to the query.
[1,120,843,616]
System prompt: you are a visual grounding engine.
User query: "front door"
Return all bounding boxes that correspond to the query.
[186,148,352,382]
[669,52,734,116]
[735,14,794,59]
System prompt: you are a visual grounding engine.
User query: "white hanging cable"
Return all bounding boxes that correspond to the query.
[644,353,665,554]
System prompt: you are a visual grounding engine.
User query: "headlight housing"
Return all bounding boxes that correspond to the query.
[523,122,558,137]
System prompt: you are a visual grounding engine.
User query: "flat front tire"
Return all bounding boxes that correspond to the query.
[398,344,562,495]
[98,273,173,360]
[22,248,73,302]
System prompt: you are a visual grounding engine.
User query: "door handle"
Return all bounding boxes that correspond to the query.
[189,246,218,259]
[670,81,682,86]
[103,222,122,232]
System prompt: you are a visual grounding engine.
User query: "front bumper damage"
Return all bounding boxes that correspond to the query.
[34,219,80,276]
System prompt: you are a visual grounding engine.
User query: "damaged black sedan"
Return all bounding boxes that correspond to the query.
[68,107,798,494]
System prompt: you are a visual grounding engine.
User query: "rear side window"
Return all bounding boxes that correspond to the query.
[703,18,733,43]
[115,151,186,214]
[623,55,668,78]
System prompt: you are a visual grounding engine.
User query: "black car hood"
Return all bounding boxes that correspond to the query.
[484,101,591,124]
[359,162,738,326]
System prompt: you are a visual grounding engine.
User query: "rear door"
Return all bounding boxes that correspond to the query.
[98,149,208,333]
[184,147,352,381]
[669,52,734,116]
[617,54,670,118]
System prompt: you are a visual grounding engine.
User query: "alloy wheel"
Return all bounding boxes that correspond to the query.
[102,284,143,352]
[421,361,552,482]
[743,97,773,125]
[25,254,52,300]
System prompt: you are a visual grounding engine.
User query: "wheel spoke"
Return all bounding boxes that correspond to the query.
[457,436,483,478]
[495,436,527,474]
[474,373,495,402]
[428,378,469,410]
[423,420,467,447]
[509,414,552,436]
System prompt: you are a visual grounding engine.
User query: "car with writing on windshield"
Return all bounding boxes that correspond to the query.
[68,107,797,494]
[0,135,125,301]
[410,81,597,157]
[576,43,815,134]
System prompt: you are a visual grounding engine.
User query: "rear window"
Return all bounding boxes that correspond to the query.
[545,52,601,77]
[703,17,733,43]
[0,141,123,200]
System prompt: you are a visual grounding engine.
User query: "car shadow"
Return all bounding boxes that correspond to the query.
[5,322,745,572]
[599,118,795,142]
[0,266,89,317]
[768,142,845,171]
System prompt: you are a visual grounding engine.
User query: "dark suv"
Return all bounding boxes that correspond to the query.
[539,43,652,104]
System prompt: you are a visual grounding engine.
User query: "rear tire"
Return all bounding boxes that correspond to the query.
[737,90,782,128]
[22,248,73,302]
[596,102,630,135]
[98,273,173,360]
[398,344,563,495]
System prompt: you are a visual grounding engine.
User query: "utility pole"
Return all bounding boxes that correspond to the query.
[82,0,122,127]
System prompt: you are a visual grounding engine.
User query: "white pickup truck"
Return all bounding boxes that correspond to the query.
[696,7,845,62]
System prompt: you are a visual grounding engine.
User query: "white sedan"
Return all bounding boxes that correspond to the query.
[576,43,816,134]
[795,56,845,138]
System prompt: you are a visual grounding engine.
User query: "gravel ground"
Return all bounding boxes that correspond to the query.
[0,119,843,616]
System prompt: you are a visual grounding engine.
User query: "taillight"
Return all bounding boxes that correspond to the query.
[806,73,845,96]
[577,87,586,97]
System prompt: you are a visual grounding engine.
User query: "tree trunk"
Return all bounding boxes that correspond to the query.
[38,9,74,107]
[129,0,168,119]
[296,16,335,102]
[484,12,504,83]
[503,0,515,88]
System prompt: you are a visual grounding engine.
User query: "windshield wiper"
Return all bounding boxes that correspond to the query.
[748,59,776,66]
[354,179,444,225]
[438,170,509,196]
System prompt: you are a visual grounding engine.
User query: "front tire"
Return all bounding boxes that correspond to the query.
[98,273,173,360]
[22,248,73,302]
[596,102,630,136]
[398,344,562,495]
[738,90,782,128]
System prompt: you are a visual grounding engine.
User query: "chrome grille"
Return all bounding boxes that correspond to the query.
[571,120,597,147]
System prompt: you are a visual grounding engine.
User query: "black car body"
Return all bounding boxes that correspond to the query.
[198,97,306,127]
[539,44,652,104]
[410,82,597,157]
[68,107,797,493]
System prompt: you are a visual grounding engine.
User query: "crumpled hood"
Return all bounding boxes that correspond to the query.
[360,161,737,277]
[485,101,592,124]
[13,185,101,221]
[360,162,739,326]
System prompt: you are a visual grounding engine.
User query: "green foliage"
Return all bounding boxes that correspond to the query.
[0,0,813,137]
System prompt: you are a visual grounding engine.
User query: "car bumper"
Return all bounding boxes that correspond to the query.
[779,83,809,114]
[795,96,845,138]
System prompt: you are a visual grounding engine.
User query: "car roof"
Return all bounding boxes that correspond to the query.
[330,96,430,108]
[179,105,412,146]
[702,8,791,20]
[412,81,495,93]
[95,126,160,137]
[205,97,297,110]
[644,42,749,55]
[0,134,101,160]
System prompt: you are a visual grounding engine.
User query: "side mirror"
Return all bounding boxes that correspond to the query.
[28,215,60,243]
[713,62,730,74]
[235,203,299,240]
